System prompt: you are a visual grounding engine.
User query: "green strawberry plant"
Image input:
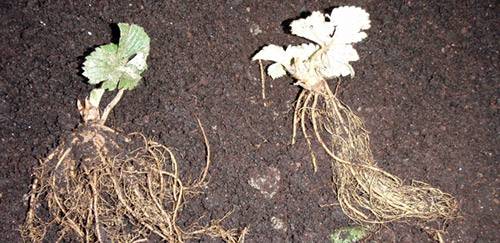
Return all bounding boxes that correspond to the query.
[80,23,150,123]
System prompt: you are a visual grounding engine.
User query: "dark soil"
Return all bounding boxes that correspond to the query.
[1,0,498,242]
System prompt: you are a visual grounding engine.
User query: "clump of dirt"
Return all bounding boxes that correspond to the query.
[22,119,245,242]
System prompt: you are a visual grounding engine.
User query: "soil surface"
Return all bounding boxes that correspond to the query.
[1,0,498,242]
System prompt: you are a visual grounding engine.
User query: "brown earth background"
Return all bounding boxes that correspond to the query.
[0,0,498,242]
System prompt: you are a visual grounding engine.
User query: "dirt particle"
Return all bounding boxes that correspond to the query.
[248,166,281,199]
[271,216,286,232]
[250,23,262,36]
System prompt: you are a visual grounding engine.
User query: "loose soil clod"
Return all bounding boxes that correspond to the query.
[22,121,245,242]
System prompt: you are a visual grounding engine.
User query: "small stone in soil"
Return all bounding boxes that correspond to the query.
[248,166,281,199]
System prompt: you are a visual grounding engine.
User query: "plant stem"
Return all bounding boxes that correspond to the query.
[100,89,125,125]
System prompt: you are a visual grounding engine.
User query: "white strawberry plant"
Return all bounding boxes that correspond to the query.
[252,6,370,92]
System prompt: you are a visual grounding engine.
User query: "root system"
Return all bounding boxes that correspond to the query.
[22,122,245,242]
[292,80,458,225]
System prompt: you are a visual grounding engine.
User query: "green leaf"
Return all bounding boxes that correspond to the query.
[82,23,150,93]
[330,226,369,243]
[101,80,119,91]
[126,52,148,73]
[118,72,140,90]
[82,43,120,85]
[117,23,150,63]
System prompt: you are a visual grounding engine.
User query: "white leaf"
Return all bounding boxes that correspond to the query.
[320,44,359,78]
[328,6,371,44]
[252,45,290,66]
[267,63,287,79]
[290,11,335,46]
[322,61,355,78]
[329,6,371,31]
[285,43,320,61]
[326,44,360,64]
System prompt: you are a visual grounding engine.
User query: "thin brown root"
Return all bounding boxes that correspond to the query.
[292,89,306,145]
[237,227,250,243]
[188,210,249,243]
[294,82,458,227]
[194,117,211,187]
[22,123,244,242]
[258,59,266,101]
[89,171,103,242]
[300,91,318,172]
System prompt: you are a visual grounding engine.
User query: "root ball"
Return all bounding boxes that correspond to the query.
[22,124,243,242]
